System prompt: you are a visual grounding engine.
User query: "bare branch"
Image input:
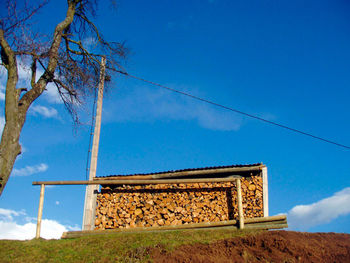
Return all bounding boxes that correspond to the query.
[75,13,102,42]
[3,1,49,34]
[2,0,127,120]
[0,29,16,69]
[0,0,128,195]
[19,0,78,110]
[53,78,77,97]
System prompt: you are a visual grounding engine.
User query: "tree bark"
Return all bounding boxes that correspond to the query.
[0,27,23,195]
[0,0,77,195]
[0,120,24,195]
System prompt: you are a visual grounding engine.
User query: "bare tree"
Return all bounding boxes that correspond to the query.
[0,0,127,195]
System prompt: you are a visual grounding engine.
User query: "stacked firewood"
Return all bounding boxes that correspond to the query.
[94,175,263,230]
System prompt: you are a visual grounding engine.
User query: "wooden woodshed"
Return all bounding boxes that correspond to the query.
[92,163,268,230]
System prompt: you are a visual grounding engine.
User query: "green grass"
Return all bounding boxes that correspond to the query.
[0,228,259,263]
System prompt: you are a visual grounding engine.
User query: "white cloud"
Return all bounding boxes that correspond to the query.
[0,208,79,240]
[12,163,48,177]
[30,105,58,118]
[0,65,6,77]
[0,208,25,221]
[0,220,70,240]
[1,61,63,105]
[82,37,98,52]
[0,83,5,101]
[43,83,63,104]
[55,201,60,205]
[0,60,35,83]
[287,187,350,230]
[17,63,33,81]
[21,144,26,153]
[0,116,4,133]
[107,86,242,131]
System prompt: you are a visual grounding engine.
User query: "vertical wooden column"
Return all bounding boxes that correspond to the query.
[82,57,106,231]
[236,178,244,229]
[35,184,45,239]
[262,166,269,217]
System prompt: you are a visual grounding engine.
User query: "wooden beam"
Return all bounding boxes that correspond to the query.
[67,215,286,235]
[62,215,287,238]
[243,223,288,230]
[62,223,288,238]
[152,166,264,179]
[95,175,154,180]
[35,184,45,239]
[236,178,244,229]
[244,215,286,224]
[93,165,265,181]
[33,176,242,186]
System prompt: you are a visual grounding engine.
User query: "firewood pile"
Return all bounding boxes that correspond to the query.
[94,175,263,230]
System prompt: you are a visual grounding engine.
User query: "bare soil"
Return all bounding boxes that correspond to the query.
[151,230,350,263]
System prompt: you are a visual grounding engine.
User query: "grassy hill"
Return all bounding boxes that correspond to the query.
[0,229,349,262]
[0,228,252,263]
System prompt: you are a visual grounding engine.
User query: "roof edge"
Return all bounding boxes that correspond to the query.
[95,163,265,180]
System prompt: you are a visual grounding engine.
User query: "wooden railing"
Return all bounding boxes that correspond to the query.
[32,176,245,238]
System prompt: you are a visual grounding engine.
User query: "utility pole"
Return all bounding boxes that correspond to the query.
[82,57,106,230]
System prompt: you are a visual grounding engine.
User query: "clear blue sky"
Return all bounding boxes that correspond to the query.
[0,0,349,238]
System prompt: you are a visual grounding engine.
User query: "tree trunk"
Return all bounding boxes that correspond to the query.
[0,48,26,195]
[0,121,24,195]
[0,28,23,195]
[0,1,78,195]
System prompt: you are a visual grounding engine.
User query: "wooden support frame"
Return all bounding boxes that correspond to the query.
[93,165,265,181]
[262,166,269,217]
[35,184,45,239]
[62,215,287,238]
[33,175,248,236]
[236,178,244,229]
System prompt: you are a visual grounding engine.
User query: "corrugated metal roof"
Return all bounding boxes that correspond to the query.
[97,163,264,178]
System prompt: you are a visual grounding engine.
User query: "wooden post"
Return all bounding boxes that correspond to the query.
[236,178,244,229]
[262,166,269,217]
[35,184,45,239]
[82,57,106,231]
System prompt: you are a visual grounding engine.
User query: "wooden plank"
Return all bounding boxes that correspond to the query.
[33,176,242,186]
[62,226,241,238]
[246,220,287,227]
[244,215,286,224]
[236,178,244,229]
[93,165,265,181]
[152,166,264,179]
[244,223,288,230]
[62,227,238,238]
[96,175,154,180]
[62,220,287,239]
[63,215,287,238]
[35,184,45,239]
[62,220,239,238]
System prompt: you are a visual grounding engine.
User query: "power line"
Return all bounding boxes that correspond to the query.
[116,70,350,150]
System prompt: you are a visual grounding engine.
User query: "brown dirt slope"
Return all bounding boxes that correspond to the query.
[151,230,350,263]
